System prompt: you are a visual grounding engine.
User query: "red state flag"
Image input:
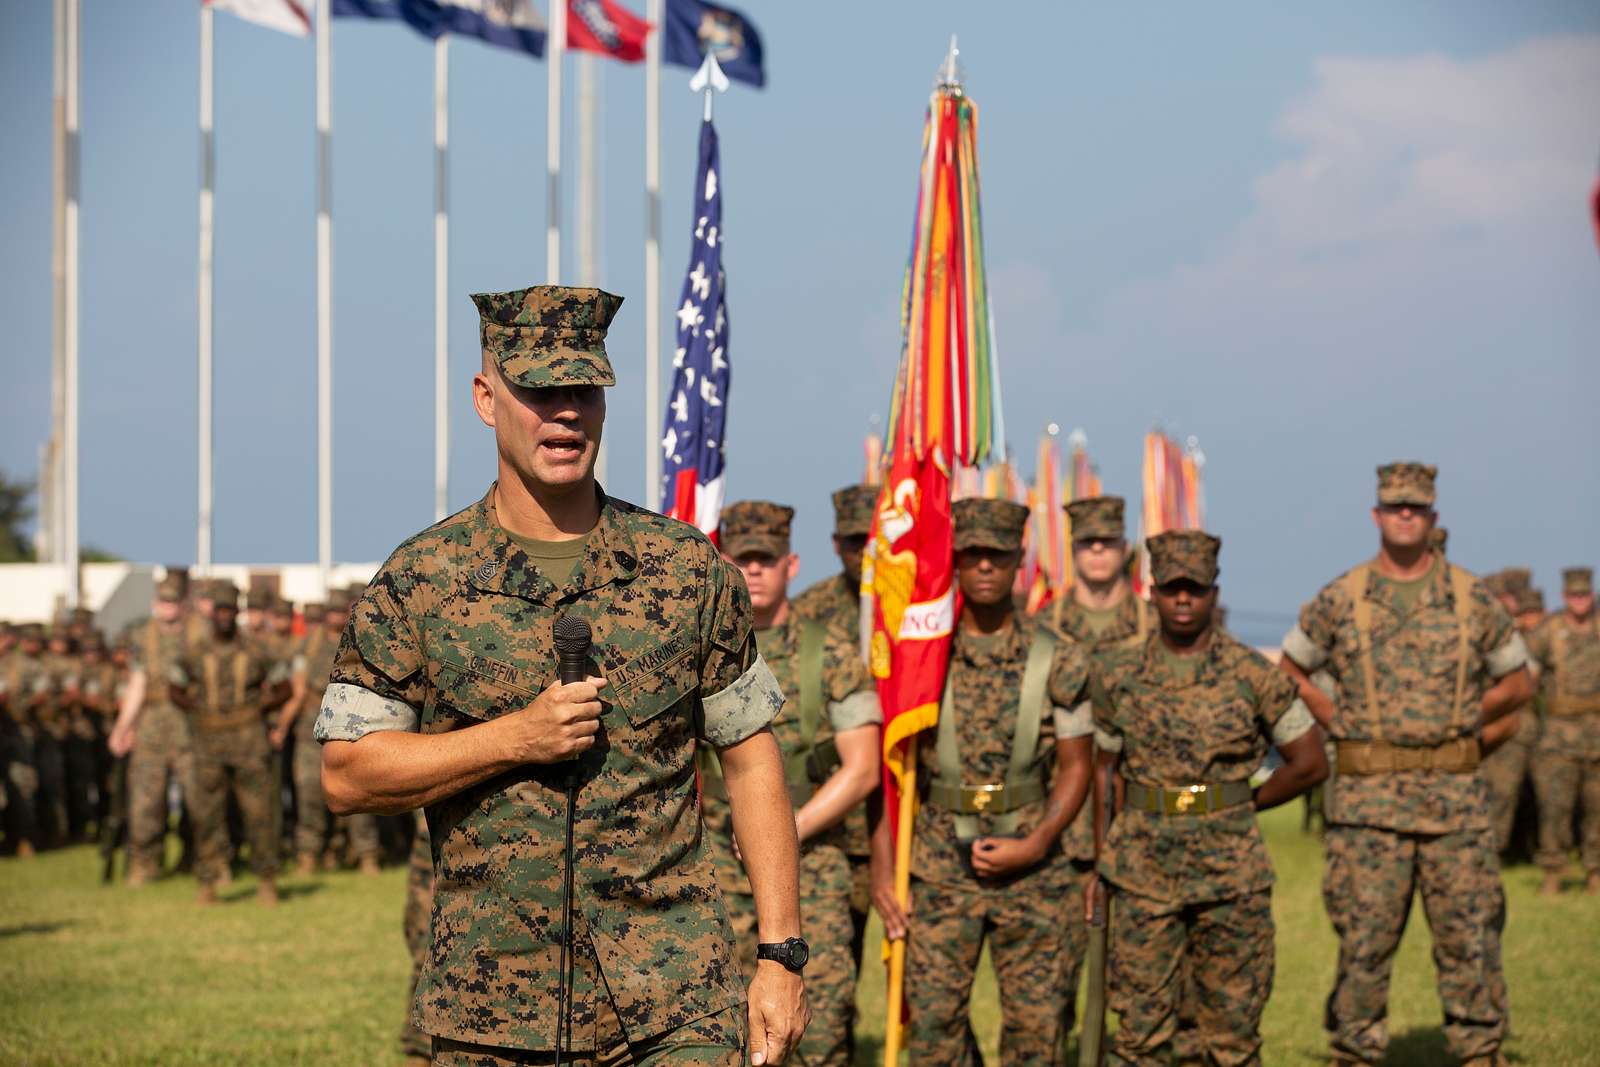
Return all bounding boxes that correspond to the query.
[567,0,650,62]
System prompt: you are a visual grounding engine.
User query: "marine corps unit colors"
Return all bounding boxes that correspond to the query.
[4,283,1596,1067]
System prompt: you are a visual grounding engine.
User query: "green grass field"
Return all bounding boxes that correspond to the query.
[2,806,1595,1066]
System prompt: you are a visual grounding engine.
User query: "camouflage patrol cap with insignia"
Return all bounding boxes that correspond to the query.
[1066,495,1125,542]
[1148,529,1222,587]
[952,498,1030,553]
[156,569,188,603]
[1376,461,1437,506]
[831,485,877,538]
[473,285,622,389]
[1564,567,1594,596]
[721,501,795,559]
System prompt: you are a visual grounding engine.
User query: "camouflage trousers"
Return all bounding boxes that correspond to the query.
[292,725,378,861]
[1057,861,1092,1040]
[2,726,39,849]
[190,723,279,885]
[906,864,1073,1066]
[1323,825,1506,1064]
[429,1004,744,1066]
[400,812,435,1060]
[1481,740,1532,854]
[127,703,195,872]
[1106,889,1272,1067]
[1531,750,1600,874]
[34,732,67,846]
[725,843,854,1067]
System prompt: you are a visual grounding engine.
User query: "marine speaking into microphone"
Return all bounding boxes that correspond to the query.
[315,285,808,1067]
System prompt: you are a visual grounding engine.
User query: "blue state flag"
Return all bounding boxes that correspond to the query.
[332,0,546,60]
[663,0,765,87]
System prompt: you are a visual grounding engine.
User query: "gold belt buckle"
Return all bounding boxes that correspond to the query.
[971,784,1002,812]
[1174,785,1204,813]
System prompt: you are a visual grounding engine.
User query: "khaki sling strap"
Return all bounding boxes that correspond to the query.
[1548,617,1600,717]
[702,618,830,808]
[1343,561,1475,740]
[931,627,1058,838]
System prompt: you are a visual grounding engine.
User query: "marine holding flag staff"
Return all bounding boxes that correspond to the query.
[316,285,809,1067]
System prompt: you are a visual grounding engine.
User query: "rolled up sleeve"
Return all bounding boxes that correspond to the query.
[701,654,784,748]
[1053,699,1093,741]
[314,682,419,742]
[1271,699,1316,748]
[1280,625,1327,671]
[1485,632,1529,679]
[828,688,882,733]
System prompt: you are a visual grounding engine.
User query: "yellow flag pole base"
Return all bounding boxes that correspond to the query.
[883,745,918,1067]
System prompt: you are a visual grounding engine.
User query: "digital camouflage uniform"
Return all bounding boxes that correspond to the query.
[1094,530,1312,1067]
[1045,494,1151,1046]
[173,620,286,887]
[702,499,881,1067]
[295,605,381,865]
[34,636,81,846]
[907,498,1091,1067]
[0,627,47,851]
[1526,568,1600,881]
[317,286,782,1064]
[126,601,198,876]
[1480,585,1543,854]
[790,482,878,979]
[401,810,437,1061]
[1281,463,1527,1065]
[76,638,118,833]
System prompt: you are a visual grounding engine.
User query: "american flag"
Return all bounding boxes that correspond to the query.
[660,119,729,538]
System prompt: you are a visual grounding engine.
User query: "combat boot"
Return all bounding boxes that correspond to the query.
[1540,870,1563,896]
[195,883,218,906]
[256,878,279,907]
[1586,870,1600,895]
[294,851,317,877]
[359,854,381,877]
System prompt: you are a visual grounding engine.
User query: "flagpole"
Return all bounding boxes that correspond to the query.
[643,0,661,508]
[546,0,564,284]
[198,3,215,574]
[316,0,333,589]
[433,35,449,523]
[576,52,604,485]
[47,0,65,566]
[63,0,80,606]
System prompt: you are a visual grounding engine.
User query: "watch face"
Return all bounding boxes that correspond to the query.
[788,938,809,968]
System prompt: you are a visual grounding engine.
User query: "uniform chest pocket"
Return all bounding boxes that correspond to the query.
[429,642,542,723]
[1198,697,1261,761]
[605,634,698,728]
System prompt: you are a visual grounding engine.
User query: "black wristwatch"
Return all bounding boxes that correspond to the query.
[756,937,810,974]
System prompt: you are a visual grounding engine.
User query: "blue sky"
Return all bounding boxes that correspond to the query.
[2,2,1597,644]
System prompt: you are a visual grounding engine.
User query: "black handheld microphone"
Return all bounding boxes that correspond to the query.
[554,615,592,686]
[550,614,591,1067]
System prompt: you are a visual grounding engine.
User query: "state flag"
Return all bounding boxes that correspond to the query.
[662,0,764,87]
[568,0,650,63]
[206,0,312,35]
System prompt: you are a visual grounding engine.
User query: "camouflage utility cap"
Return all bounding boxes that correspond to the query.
[1564,567,1594,595]
[343,582,369,602]
[1514,587,1545,615]
[952,498,1029,552]
[269,597,294,618]
[1066,495,1125,542]
[18,623,43,641]
[210,582,240,609]
[831,484,878,537]
[721,500,795,558]
[156,571,188,602]
[302,601,328,622]
[1485,567,1532,598]
[1148,529,1222,587]
[473,285,622,389]
[326,589,353,613]
[1430,527,1448,554]
[1377,461,1437,506]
